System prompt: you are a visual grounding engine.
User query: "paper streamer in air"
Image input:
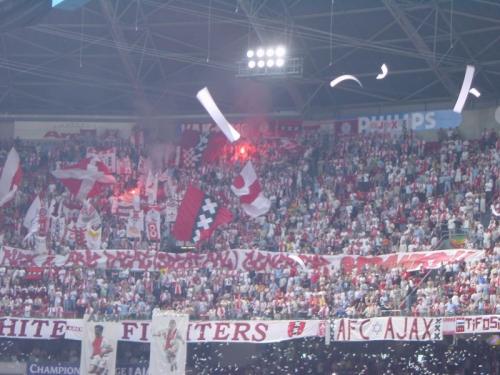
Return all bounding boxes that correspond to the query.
[376,64,388,80]
[492,204,500,218]
[469,88,481,98]
[196,87,240,143]
[288,254,306,270]
[453,65,475,113]
[330,74,363,89]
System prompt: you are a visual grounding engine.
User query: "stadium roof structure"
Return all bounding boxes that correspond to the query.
[1,0,500,117]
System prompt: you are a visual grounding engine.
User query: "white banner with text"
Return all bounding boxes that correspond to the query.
[333,317,443,341]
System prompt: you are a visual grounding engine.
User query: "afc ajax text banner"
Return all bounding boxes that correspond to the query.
[333,317,443,342]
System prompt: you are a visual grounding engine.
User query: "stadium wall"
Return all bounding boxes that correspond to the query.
[0,361,25,375]
[2,103,499,142]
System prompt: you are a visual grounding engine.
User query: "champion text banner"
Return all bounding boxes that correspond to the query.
[149,312,188,375]
[27,363,149,375]
[333,317,443,342]
[0,247,483,273]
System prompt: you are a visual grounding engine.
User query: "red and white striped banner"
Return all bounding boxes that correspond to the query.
[0,247,483,273]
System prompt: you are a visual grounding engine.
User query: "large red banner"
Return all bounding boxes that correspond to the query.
[0,247,483,272]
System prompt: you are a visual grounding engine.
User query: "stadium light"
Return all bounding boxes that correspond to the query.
[52,0,92,9]
[276,45,286,57]
[238,45,301,78]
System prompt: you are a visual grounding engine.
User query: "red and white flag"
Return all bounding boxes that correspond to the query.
[172,185,232,243]
[51,158,116,200]
[86,147,117,173]
[231,161,271,218]
[0,148,22,207]
[175,130,228,168]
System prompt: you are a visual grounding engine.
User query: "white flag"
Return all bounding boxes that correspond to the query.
[146,171,158,204]
[0,148,22,207]
[24,195,41,230]
[77,200,102,249]
[127,209,144,239]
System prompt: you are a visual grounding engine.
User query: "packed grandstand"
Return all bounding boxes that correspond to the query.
[0,121,497,374]
[0,127,498,321]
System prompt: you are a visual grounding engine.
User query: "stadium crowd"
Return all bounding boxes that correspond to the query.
[0,126,497,320]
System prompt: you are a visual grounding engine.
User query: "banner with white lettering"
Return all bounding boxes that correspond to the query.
[304,110,462,135]
[27,363,80,375]
[27,363,149,375]
[80,320,120,375]
[356,110,462,133]
[149,311,188,375]
[333,317,443,342]
[443,315,500,335]
[0,247,484,273]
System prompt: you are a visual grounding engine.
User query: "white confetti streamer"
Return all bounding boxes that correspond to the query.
[453,65,475,113]
[492,204,500,218]
[376,64,388,80]
[468,87,481,97]
[288,254,306,270]
[330,74,363,88]
[196,87,240,143]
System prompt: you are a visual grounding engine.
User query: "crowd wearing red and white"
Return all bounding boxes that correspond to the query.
[0,126,497,320]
